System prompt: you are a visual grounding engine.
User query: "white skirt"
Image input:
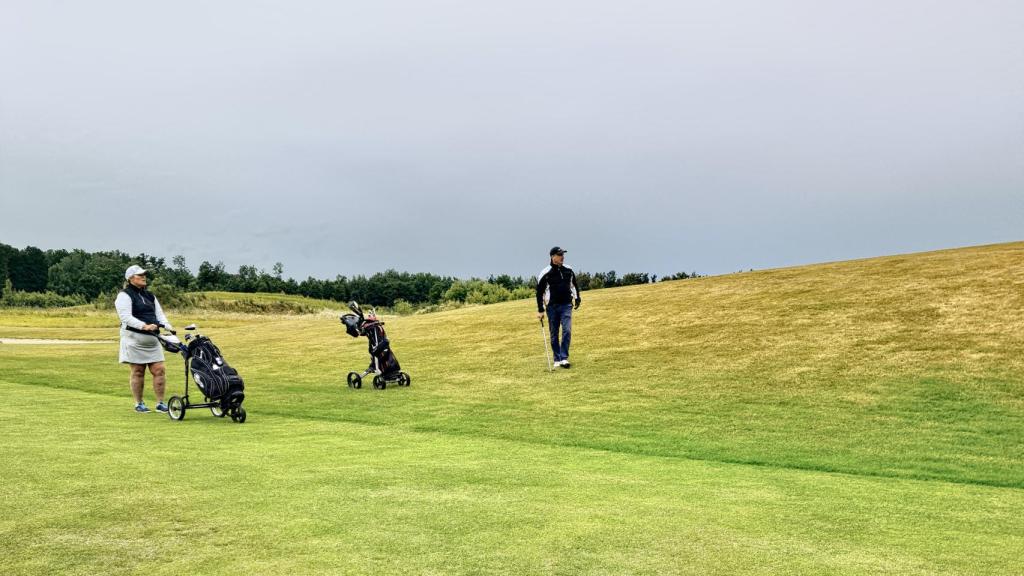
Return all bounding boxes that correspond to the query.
[119,328,165,364]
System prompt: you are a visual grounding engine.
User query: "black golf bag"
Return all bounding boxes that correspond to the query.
[155,322,247,423]
[187,335,245,410]
[341,302,410,390]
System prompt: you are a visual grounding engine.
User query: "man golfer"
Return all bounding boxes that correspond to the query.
[536,246,581,368]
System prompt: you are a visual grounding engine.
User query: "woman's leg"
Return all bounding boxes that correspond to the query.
[129,363,146,403]
[148,362,166,404]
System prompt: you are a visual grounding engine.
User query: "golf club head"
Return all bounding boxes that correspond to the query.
[348,301,363,317]
[184,323,197,331]
[340,314,362,337]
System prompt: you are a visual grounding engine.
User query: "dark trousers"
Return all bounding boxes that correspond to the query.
[546,303,573,362]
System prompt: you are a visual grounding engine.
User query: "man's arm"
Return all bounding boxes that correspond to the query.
[571,269,581,309]
[536,267,550,314]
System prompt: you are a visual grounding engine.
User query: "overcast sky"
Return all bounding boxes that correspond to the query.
[2,1,1021,280]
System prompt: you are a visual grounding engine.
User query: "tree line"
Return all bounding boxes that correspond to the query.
[0,242,699,308]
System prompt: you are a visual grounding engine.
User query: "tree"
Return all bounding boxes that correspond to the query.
[132,253,166,275]
[2,240,698,309]
[45,248,70,269]
[590,271,617,289]
[427,277,454,303]
[164,255,195,290]
[324,275,350,302]
[620,272,649,286]
[84,253,133,297]
[197,261,227,290]
[47,250,89,296]
[9,246,49,292]
[575,271,592,291]
[298,276,325,300]
[489,274,525,291]
[45,250,133,298]
[0,242,16,286]
[662,272,697,281]
[229,265,258,292]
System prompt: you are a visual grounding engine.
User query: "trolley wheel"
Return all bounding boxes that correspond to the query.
[210,404,226,418]
[167,396,186,421]
[347,372,362,389]
[399,372,411,387]
[231,406,247,424]
[372,375,386,390]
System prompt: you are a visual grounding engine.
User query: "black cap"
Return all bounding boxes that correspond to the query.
[549,246,567,256]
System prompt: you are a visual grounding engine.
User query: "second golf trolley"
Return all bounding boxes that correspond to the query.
[340,301,411,390]
[152,323,247,423]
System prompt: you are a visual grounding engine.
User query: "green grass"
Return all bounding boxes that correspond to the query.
[2,241,1023,574]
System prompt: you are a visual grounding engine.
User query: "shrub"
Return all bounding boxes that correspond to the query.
[91,282,208,311]
[415,301,465,314]
[510,286,534,301]
[465,283,512,305]
[204,298,317,315]
[445,279,525,304]
[148,278,207,309]
[392,299,415,316]
[1,279,87,308]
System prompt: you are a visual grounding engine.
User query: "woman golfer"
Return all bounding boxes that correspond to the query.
[115,265,173,413]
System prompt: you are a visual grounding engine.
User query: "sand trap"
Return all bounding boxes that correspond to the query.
[0,338,114,345]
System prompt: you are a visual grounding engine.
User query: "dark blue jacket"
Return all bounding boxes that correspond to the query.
[536,263,580,313]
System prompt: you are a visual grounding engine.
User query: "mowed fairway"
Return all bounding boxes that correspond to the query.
[2,242,1023,575]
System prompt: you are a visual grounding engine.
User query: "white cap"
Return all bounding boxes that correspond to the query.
[124,265,147,279]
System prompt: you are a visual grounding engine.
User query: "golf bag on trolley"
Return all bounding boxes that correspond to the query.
[155,323,247,423]
[187,335,246,410]
[340,301,410,390]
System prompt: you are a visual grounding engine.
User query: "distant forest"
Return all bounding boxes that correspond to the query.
[0,242,699,308]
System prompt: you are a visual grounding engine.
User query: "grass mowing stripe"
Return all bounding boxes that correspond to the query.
[2,380,1022,575]
[5,372,1020,492]
[2,341,1022,490]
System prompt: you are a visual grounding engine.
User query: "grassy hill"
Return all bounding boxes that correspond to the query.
[1,241,1022,574]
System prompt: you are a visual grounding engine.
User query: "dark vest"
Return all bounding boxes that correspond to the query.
[123,285,159,325]
[542,264,575,305]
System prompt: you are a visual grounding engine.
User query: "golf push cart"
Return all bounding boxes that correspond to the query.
[151,323,247,423]
[340,301,410,390]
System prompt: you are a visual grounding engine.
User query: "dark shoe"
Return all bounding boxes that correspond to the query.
[154,402,169,413]
[134,403,151,413]
[560,361,571,369]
